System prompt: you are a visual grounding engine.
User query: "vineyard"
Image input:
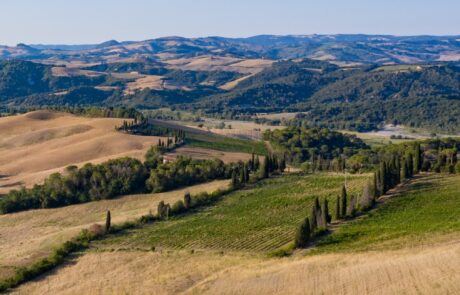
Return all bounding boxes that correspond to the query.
[94,173,370,253]
[314,173,460,253]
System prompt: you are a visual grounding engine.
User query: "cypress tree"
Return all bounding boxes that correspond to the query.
[341,185,347,218]
[322,199,331,225]
[231,170,239,188]
[310,206,317,233]
[157,201,165,219]
[407,153,414,177]
[401,159,407,181]
[254,156,260,171]
[294,218,311,248]
[335,195,341,220]
[380,162,387,194]
[184,192,191,209]
[279,154,286,172]
[414,143,421,173]
[373,173,379,198]
[261,156,269,178]
[375,170,381,197]
[105,210,111,232]
[251,153,255,171]
[240,167,245,184]
[272,154,279,171]
[347,195,357,217]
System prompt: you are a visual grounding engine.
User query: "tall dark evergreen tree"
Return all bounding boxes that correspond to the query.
[254,156,260,171]
[184,192,191,209]
[310,206,318,232]
[373,173,379,198]
[261,156,269,179]
[407,153,414,177]
[380,162,387,194]
[294,217,311,248]
[414,143,421,173]
[335,195,341,220]
[231,170,239,187]
[322,199,331,225]
[341,185,347,218]
[105,210,111,232]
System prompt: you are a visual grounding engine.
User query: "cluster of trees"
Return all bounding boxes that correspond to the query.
[45,106,142,120]
[421,139,459,173]
[146,156,230,192]
[0,158,147,213]
[228,152,286,188]
[117,118,187,140]
[264,126,368,166]
[295,197,332,248]
[0,147,241,214]
[295,138,459,249]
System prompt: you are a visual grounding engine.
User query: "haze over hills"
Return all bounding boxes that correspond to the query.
[1,34,460,64]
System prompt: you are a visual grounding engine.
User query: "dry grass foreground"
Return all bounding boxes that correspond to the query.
[12,240,460,295]
[0,110,162,193]
[0,180,229,280]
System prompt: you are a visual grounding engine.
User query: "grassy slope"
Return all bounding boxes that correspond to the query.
[94,173,369,253]
[13,173,460,295]
[186,133,268,155]
[313,173,460,253]
[0,180,229,280]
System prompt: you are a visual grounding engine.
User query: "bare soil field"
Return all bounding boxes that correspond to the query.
[0,111,162,193]
[164,147,252,163]
[164,56,273,74]
[0,180,229,280]
[219,73,254,90]
[12,240,459,295]
[124,75,166,94]
[50,67,105,78]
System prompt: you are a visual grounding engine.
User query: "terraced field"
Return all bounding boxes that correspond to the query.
[94,173,370,253]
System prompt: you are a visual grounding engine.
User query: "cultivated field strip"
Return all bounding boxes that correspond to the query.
[94,173,370,253]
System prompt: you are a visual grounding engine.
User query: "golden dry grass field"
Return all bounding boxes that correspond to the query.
[0,180,229,281]
[0,111,162,193]
[9,172,460,294]
[11,240,459,295]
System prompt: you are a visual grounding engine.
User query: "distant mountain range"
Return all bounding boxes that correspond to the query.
[0,35,459,133]
[1,34,460,65]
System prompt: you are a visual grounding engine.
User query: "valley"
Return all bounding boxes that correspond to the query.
[0,27,459,295]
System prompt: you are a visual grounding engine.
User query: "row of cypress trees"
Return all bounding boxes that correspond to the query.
[295,197,331,248]
[295,144,424,249]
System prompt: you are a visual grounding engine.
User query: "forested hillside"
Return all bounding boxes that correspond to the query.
[1,58,459,133]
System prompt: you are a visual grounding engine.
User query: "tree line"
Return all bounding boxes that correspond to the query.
[0,146,255,214]
[294,141,444,248]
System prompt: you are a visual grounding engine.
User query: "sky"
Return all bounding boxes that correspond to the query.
[0,0,459,45]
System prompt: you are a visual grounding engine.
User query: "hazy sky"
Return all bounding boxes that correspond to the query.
[1,0,459,45]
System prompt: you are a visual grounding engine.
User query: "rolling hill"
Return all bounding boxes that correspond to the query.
[0,110,161,193]
[9,173,460,294]
[2,35,460,64]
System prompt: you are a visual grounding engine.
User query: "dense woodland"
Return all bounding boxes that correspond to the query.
[264,127,369,166]
[0,145,249,213]
[1,59,459,133]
